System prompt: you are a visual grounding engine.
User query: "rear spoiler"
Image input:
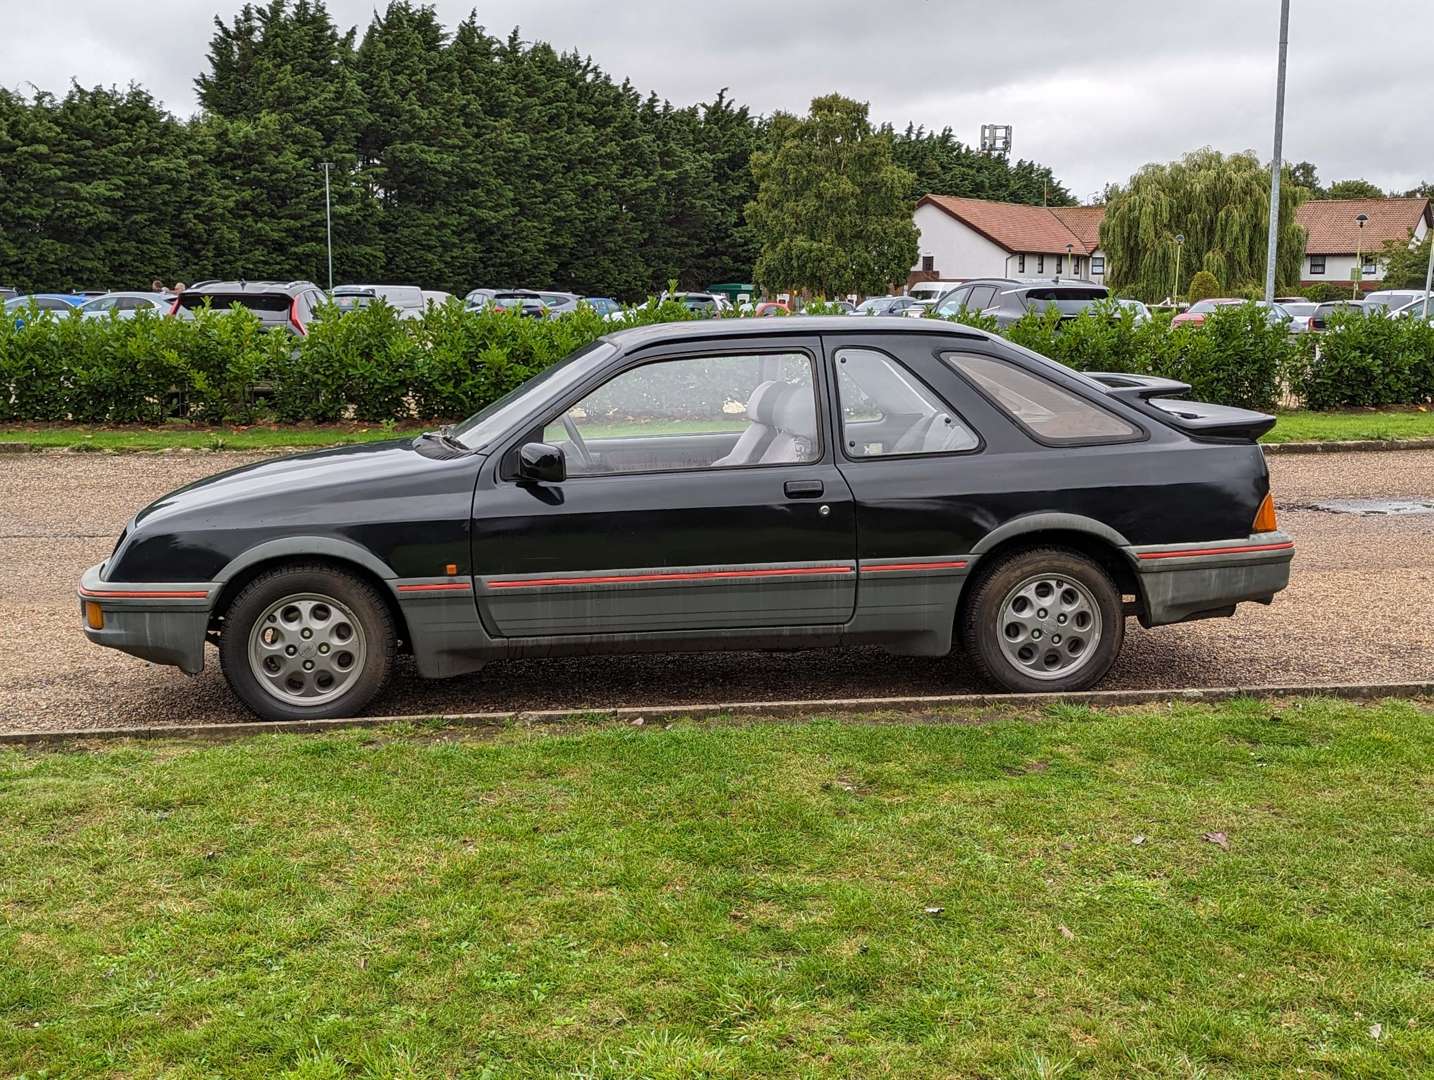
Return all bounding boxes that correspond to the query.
[1084,371,1276,442]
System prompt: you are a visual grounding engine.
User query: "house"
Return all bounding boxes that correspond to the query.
[1293,197,1431,287]
[910,193,1432,294]
[910,195,1108,289]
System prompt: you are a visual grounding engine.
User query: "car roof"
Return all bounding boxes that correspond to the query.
[603,315,996,349]
[187,280,318,293]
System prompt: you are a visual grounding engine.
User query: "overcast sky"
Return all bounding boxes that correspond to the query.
[2,0,1427,199]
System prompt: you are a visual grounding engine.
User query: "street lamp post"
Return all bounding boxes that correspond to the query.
[320,161,335,291]
[1352,212,1368,301]
[1173,234,1184,307]
[1263,0,1291,304]
[1422,230,1433,321]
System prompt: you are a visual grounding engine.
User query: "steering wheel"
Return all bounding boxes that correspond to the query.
[561,414,594,469]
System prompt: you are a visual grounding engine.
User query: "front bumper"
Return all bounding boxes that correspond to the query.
[77,562,220,674]
[1126,532,1295,627]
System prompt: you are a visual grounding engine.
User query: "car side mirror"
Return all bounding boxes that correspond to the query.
[518,441,565,484]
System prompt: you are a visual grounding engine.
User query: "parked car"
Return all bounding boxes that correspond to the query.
[332,284,425,319]
[929,279,1025,319]
[0,285,18,302]
[979,283,1111,329]
[5,293,87,327]
[5,293,87,312]
[1391,295,1433,323]
[908,280,963,303]
[662,291,728,316]
[753,301,790,317]
[902,299,938,318]
[1113,298,1152,324]
[1170,298,1290,329]
[173,280,327,336]
[1361,289,1428,314]
[465,290,548,317]
[580,297,621,317]
[422,290,456,308]
[79,316,1293,721]
[1279,301,1319,334]
[79,292,172,319]
[855,295,921,317]
[544,295,621,317]
[1307,300,1368,332]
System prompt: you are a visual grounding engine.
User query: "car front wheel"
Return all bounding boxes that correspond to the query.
[960,547,1124,693]
[219,563,396,721]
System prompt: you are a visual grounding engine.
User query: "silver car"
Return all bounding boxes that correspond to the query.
[79,292,172,319]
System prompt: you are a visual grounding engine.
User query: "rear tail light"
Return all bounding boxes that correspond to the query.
[1253,492,1278,533]
[289,297,305,335]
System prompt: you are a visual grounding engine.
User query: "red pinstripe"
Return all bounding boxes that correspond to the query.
[396,582,473,593]
[862,561,968,573]
[487,566,854,589]
[78,588,209,599]
[1137,541,1293,561]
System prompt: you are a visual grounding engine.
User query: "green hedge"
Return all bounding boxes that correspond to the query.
[2,297,1429,424]
[1289,308,1434,410]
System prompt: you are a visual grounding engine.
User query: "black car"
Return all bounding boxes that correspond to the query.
[79,318,1293,721]
[175,280,327,335]
[929,279,1025,319]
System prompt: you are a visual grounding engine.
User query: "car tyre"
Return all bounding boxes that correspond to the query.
[960,546,1124,693]
[219,563,396,721]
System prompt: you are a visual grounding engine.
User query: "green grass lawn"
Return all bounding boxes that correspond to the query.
[2,409,1432,452]
[1265,408,1434,444]
[3,697,1431,1077]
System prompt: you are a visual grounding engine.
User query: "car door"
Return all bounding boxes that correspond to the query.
[470,337,858,638]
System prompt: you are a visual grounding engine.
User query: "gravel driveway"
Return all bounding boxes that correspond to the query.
[3,448,1432,733]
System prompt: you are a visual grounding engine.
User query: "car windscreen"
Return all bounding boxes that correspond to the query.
[177,293,291,319]
[1020,288,1108,315]
[448,341,619,451]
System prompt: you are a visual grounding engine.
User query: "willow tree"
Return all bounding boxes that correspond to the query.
[1100,149,1306,301]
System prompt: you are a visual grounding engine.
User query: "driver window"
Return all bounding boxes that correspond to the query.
[835,348,978,457]
[544,351,819,476]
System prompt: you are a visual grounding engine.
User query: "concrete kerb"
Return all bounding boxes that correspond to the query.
[3,681,1430,747]
[1261,438,1434,455]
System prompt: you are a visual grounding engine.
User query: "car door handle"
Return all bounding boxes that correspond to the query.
[784,480,824,499]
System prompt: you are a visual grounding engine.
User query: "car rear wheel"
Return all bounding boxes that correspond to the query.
[960,547,1124,693]
[219,563,395,721]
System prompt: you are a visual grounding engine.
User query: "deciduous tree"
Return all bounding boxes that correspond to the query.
[746,95,918,297]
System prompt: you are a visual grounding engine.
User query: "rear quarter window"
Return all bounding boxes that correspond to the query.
[944,352,1141,444]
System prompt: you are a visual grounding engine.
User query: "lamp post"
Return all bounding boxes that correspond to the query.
[1352,212,1368,301]
[320,162,335,291]
[1173,234,1184,308]
[1263,0,1291,303]
[1422,229,1433,321]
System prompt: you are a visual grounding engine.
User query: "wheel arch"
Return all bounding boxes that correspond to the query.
[964,515,1145,623]
[210,539,413,651]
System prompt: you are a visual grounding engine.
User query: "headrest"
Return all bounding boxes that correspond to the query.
[772,385,817,436]
[744,380,785,424]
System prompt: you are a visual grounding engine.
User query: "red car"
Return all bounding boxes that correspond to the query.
[753,301,791,317]
[1170,298,1246,327]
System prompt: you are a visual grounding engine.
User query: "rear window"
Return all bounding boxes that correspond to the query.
[178,292,291,317]
[945,352,1141,444]
[1020,287,1108,315]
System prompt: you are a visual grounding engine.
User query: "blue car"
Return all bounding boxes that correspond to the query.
[5,293,87,327]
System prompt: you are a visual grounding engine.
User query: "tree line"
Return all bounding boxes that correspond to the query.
[0,0,1072,299]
